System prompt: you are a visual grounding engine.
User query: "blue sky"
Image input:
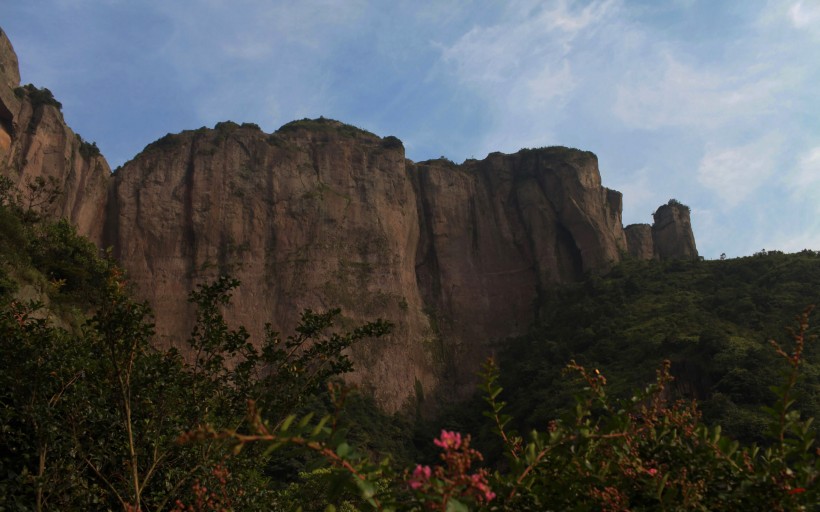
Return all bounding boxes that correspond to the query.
[4,0,820,258]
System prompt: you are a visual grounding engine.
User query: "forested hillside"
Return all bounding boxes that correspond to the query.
[494,252,820,444]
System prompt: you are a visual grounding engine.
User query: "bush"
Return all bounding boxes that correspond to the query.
[76,133,101,158]
[381,136,403,150]
[14,84,63,110]
[184,308,817,511]
[666,198,691,213]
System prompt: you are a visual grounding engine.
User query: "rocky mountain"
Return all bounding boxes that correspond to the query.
[0,29,110,243]
[624,201,698,261]
[0,28,698,412]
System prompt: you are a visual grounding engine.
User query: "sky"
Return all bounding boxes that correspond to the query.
[4,0,820,259]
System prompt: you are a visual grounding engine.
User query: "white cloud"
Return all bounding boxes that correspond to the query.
[696,136,781,207]
[613,52,786,130]
[522,59,576,107]
[436,0,620,154]
[441,0,616,87]
[788,1,820,29]
[538,0,618,34]
[771,231,820,253]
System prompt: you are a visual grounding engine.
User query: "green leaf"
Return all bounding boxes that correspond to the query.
[336,442,350,458]
[445,498,469,512]
[298,412,315,429]
[656,472,671,501]
[262,441,283,457]
[280,414,296,432]
[355,478,376,499]
[311,416,330,437]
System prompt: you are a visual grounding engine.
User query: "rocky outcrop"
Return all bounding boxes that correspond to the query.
[651,201,698,260]
[104,121,440,411]
[1,28,699,412]
[0,28,110,242]
[0,29,20,91]
[624,224,654,260]
[0,29,20,160]
[413,149,627,399]
[102,120,631,411]
[624,201,698,261]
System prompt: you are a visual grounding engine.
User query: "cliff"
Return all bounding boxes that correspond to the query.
[624,224,654,260]
[0,28,110,242]
[651,201,699,260]
[0,29,699,412]
[102,120,632,410]
[623,201,699,261]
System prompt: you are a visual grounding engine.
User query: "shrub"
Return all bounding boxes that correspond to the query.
[76,133,101,158]
[381,136,403,150]
[14,84,63,110]
[193,308,817,511]
[666,198,691,213]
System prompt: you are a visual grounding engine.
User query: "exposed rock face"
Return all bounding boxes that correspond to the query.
[0,28,110,242]
[103,120,631,411]
[105,121,439,411]
[624,224,654,260]
[0,29,20,159]
[624,202,698,261]
[1,28,699,412]
[0,29,20,90]
[651,202,698,260]
[414,149,627,399]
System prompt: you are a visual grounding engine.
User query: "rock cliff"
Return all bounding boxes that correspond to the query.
[624,224,654,260]
[624,201,699,261]
[1,29,699,412]
[651,201,699,260]
[102,120,634,410]
[0,28,110,242]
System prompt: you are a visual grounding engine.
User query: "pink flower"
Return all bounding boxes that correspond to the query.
[409,464,432,490]
[469,473,495,502]
[647,468,658,477]
[433,430,462,450]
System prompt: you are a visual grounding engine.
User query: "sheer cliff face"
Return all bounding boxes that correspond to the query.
[0,28,110,242]
[105,122,439,410]
[414,150,628,398]
[652,203,698,260]
[1,29,698,411]
[624,204,699,261]
[625,224,655,260]
[103,120,631,410]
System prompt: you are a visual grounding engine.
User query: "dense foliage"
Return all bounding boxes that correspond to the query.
[0,179,817,509]
[496,254,820,445]
[0,184,394,510]
[193,313,817,511]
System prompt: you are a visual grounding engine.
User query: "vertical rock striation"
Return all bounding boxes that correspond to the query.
[651,201,698,260]
[624,202,699,261]
[413,149,627,400]
[1,28,699,411]
[103,120,633,410]
[0,28,110,243]
[105,121,438,411]
[624,224,654,260]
